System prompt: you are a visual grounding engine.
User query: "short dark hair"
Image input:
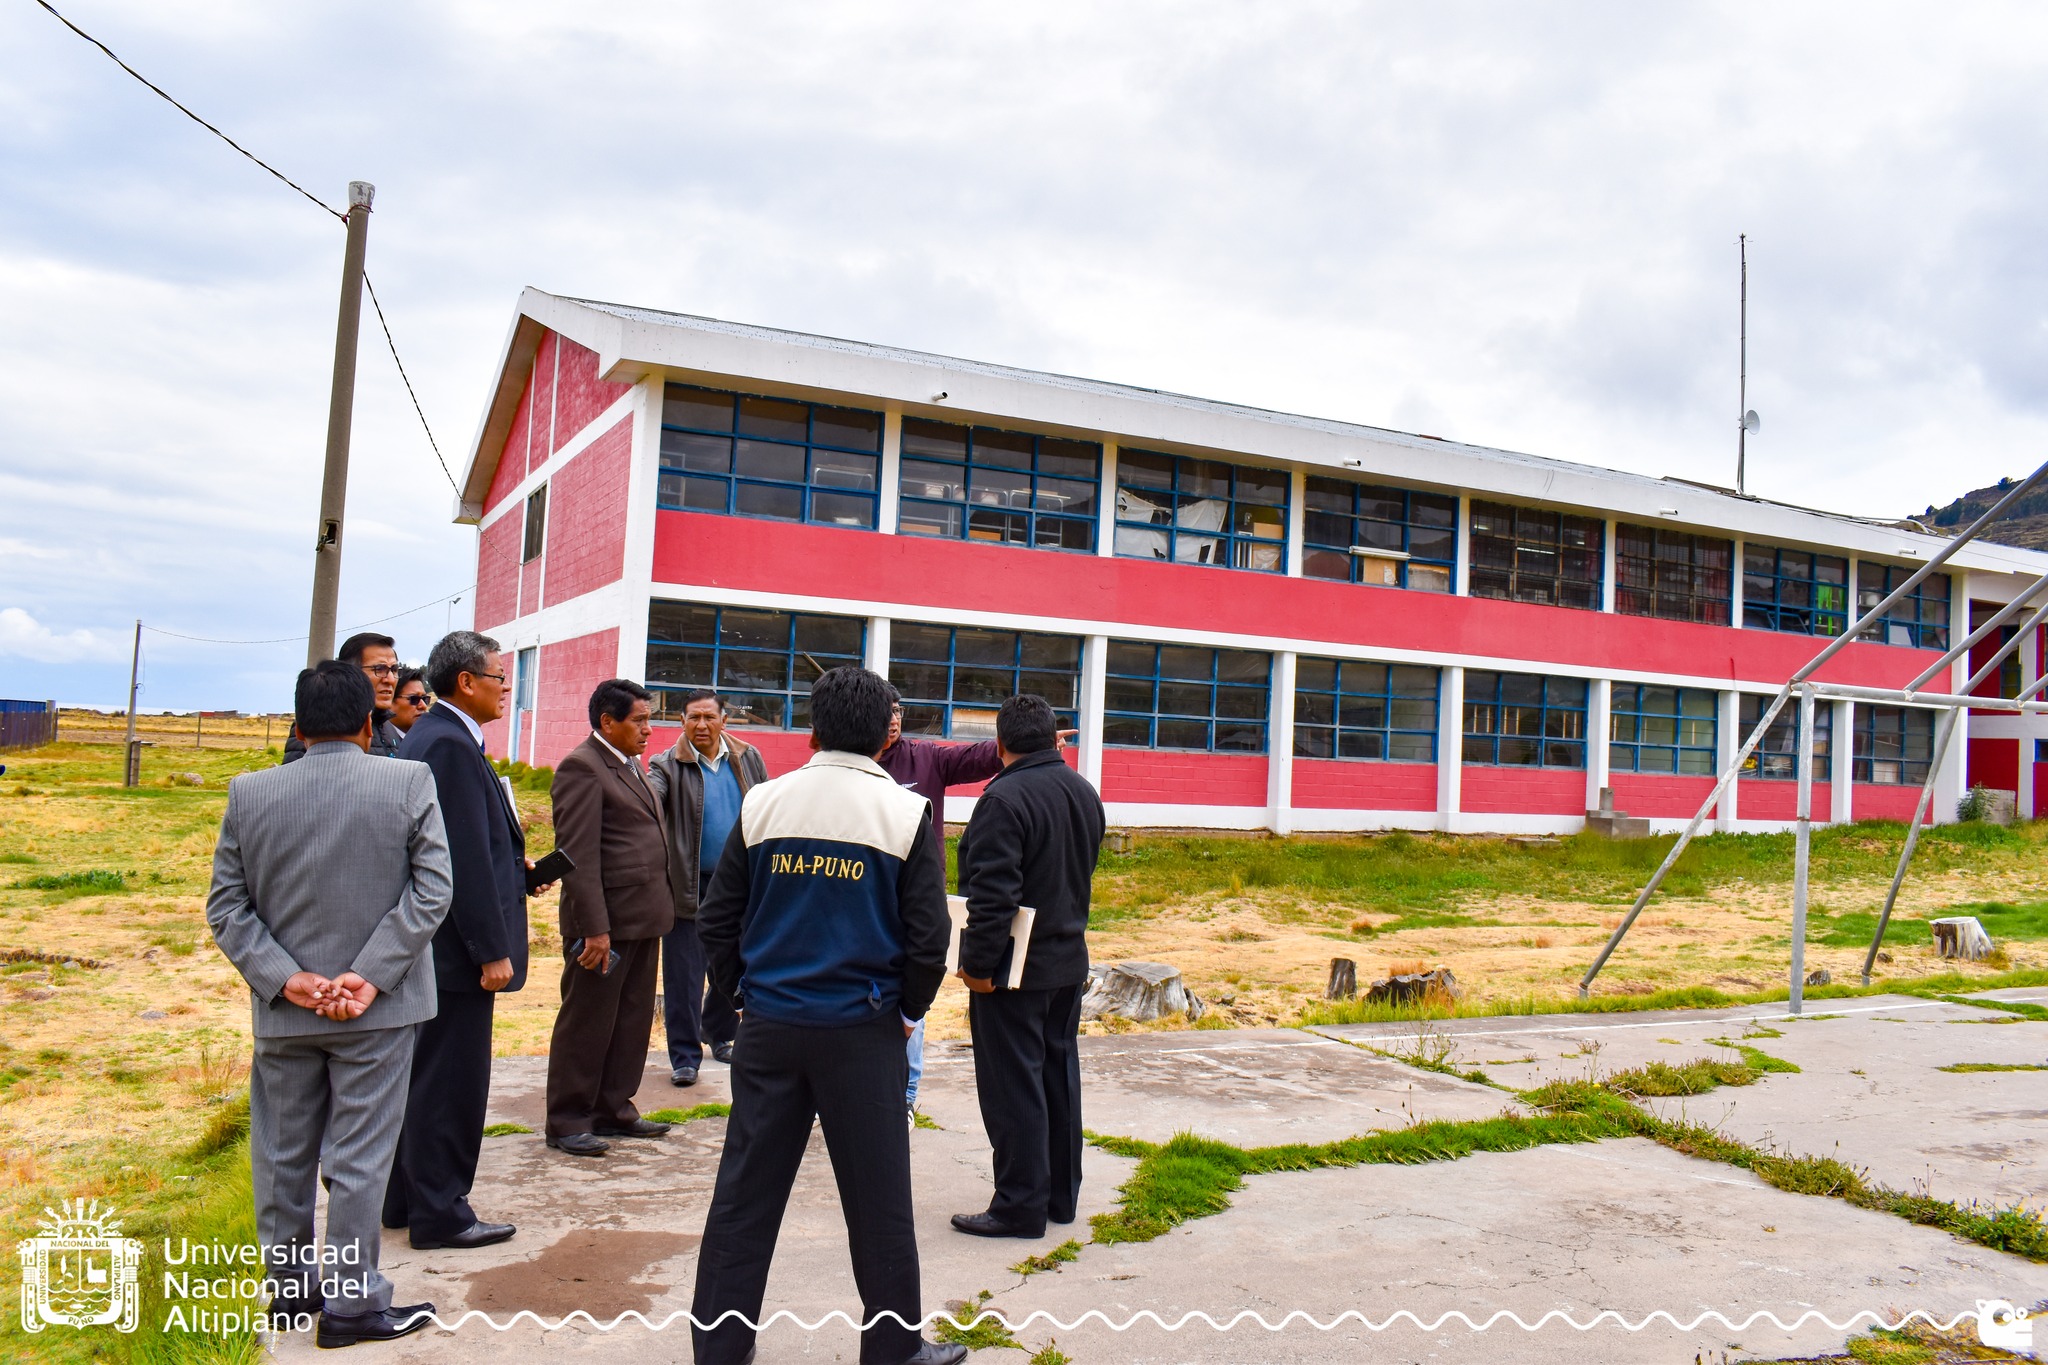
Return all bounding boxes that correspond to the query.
[426,631,500,696]
[295,660,375,741]
[589,678,653,729]
[809,666,892,755]
[337,632,396,665]
[681,688,723,713]
[395,666,426,696]
[997,694,1058,755]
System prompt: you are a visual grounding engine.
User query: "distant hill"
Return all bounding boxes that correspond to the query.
[1905,478,2048,552]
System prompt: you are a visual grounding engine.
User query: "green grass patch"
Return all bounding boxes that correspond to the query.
[482,1122,534,1136]
[13,868,126,893]
[1934,993,2048,1020]
[935,1290,1021,1350]
[1939,1062,2048,1073]
[1027,1343,1072,1365]
[1604,1057,1758,1096]
[1704,1037,1802,1073]
[1009,1239,1081,1276]
[912,1109,942,1130]
[644,1102,732,1125]
[0,852,37,864]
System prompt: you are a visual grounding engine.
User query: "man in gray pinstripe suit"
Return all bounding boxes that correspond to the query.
[207,661,453,1348]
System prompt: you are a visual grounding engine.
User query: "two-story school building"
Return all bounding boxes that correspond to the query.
[452,288,2048,834]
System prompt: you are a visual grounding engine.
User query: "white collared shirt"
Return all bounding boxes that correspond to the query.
[592,730,645,775]
[687,734,730,775]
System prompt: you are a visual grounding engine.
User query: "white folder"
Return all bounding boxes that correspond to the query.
[944,894,1035,990]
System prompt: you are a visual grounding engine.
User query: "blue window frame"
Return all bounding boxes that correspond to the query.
[1615,525,1732,624]
[1744,545,1848,637]
[1114,450,1289,572]
[1461,671,1588,768]
[1103,641,1271,751]
[895,419,1100,552]
[890,624,1082,739]
[657,384,883,530]
[1610,684,1718,775]
[1302,479,1457,591]
[1852,705,1935,785]
[1856,564,1950,650]
[1293,658,1438,761]
[1739,693,1832,781]
[645,600,865,729]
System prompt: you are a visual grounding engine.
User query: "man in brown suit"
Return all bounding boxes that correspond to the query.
[543,679,677,1157]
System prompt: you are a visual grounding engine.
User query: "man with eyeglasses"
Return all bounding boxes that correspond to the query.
[388,668,431,735]
[284,632,404,762]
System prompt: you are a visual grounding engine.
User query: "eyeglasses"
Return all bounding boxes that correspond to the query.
[469,672,507,685]
[398,692,431,707]
[362,664,399,677]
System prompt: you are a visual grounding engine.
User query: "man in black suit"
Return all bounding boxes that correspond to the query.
[283,632,404,762]
[950,694,1105,1240]
[383,630,538,1250]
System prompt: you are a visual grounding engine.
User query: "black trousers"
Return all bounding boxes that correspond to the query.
[691,1013,920,1365]
[382,990,495,1242]
[545,936,660,1138]
[663,913,737,1069]
[968,983,1084,1235]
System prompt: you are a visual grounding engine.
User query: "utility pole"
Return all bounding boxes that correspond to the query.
[122,619,141,788]
[305,181,375,667]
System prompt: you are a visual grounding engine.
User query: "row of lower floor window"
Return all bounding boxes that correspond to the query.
[639,599,1941,783]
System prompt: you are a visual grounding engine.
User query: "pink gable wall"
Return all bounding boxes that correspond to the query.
[475,514,522,632]
[527,332,557,478]
[482,374,537,518]
[544,417,633,606]
[551,336,634,452]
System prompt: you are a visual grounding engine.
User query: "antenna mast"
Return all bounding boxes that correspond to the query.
[1737,233,1748,496]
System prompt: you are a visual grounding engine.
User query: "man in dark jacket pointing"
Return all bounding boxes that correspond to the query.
[690,667,963,1365]
[950,693,1105,1240]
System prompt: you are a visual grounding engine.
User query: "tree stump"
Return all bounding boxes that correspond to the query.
[1080,962,1205,1022]
[1364,967,1462,1007]
[1326,958,1358,1000]
[1931,917,1994,961]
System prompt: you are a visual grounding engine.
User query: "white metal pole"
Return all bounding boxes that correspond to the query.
[1790,684,1816,1014]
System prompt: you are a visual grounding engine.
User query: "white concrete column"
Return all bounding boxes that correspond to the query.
[1585,678,1613,815]
[617,375,665,679]
[1267,651,1297,834]
[2022,628,2040,817]
[1728,538,1745,630]
[1716,689,1740,830]
[878,409,903,535]
[1437,665,1465,832]
[1079,634,1109,791]
[1601,519,1619,613]
[865,617,892,676]
[1285,468,1307,579]
[1453,495,1472,595]
[1844,555,1861,636]
[1830,698,1855,824]
[1097,444,1119,559]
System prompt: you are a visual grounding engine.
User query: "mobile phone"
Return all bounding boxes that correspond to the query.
[526,847,575,894]
[565,938,621,975]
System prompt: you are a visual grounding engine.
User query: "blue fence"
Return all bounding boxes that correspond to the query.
[0,700,57,752]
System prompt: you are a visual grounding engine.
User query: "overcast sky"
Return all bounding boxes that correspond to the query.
[4,1,2047,710]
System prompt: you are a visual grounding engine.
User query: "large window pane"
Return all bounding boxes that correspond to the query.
[659,383,885,531]
[1116,450,1291,573]
[1461,671,1587,768]
[886,626,1085,739]
[893,419,1101,554]
[646,601,865,730]
[1468,502,1604,611]
[1104,640,1272,753]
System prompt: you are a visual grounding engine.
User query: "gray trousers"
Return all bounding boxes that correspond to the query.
[251,1024,414,1315]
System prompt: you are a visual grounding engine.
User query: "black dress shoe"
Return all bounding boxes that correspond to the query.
[315,1301,435,1348]
[595,1117,672,1138]
[671,1066,699,1087]
[949,1211,1039,1238]
[267,1293,322,1325]
[711,1041,735,1064]
[895,1340,969,1365]
[546,1132,610,1157]
[410,1221,515,1250]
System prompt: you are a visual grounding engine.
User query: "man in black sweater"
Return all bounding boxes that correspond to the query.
[950,694,1106,1239]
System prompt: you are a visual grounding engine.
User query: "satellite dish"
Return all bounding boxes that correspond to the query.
[1742,410,1761,433]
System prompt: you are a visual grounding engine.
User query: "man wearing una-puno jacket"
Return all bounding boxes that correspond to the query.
[690,666,964,1365]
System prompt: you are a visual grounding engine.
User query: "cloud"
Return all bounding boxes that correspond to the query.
[0,608,129,664]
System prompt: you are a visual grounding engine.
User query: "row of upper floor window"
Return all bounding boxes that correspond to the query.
[634,382,1952,649]
[637,597,1938,783]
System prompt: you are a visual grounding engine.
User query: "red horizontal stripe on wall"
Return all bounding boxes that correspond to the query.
[652,511,1938,688]
[1100,748,1267,806]
[1609,773,1717,820]
[1460,766,1584,815]
[1291,758,1436,810]
[1854,783,1931,824]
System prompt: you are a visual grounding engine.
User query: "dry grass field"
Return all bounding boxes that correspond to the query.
[2,738,2044,1360]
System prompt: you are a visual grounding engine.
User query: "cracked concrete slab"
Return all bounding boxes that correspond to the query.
[268,993,2047,1362]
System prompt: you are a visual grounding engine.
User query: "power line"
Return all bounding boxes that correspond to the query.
[30,0,342,221]
[365,274,460,494]
[141,585,475,647]
[31,0,457,492]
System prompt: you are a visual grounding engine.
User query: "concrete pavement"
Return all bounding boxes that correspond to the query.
[270,992,2048,1363]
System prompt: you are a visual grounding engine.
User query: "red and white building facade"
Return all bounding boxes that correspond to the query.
[456,289,2048,833]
